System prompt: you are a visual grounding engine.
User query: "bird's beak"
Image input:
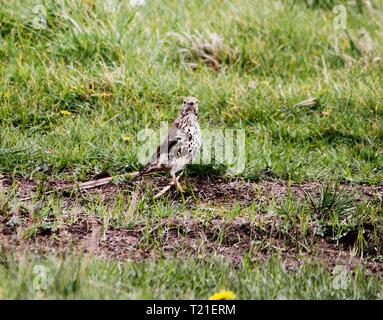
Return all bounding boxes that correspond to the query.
[188,104,197,115]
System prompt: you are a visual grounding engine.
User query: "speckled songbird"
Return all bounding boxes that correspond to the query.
[136,96,202,192]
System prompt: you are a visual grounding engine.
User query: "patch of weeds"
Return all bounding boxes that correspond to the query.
[306,183,355,221]
[164,31,240,70]
[276,195,314,252]
[305,183,366,249]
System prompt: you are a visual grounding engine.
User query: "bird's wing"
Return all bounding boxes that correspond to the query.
[143,118,185,170]
[136,117,183,178]
[148,120,180,165]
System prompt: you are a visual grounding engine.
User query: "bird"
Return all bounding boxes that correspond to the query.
[135,96,202,193]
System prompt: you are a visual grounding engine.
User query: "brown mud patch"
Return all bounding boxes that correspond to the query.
[1,213,383,274]
[1,174,383,273]
[1,174,382,206]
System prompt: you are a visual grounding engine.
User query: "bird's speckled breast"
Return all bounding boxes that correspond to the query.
[177,113,202,162]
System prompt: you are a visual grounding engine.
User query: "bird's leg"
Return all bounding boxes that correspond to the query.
[173,171,184,193]
[154,171,184,199]
[154,173,177,199]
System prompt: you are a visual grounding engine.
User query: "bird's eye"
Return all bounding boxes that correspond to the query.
[183,100,187,104]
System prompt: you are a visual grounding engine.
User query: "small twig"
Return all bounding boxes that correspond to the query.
[19,172,139,201]
[77,177,114,190]
[154,182,175,199]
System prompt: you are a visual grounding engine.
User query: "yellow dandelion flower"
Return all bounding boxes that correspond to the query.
[209,290,236,300]
[123,135,131,142]
[60,110,72,116]
[342,37,350,49]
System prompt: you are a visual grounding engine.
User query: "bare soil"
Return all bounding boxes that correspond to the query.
[1,173,382,206]
[1,174,383,273]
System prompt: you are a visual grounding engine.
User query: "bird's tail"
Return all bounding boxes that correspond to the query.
[131,163,153,181]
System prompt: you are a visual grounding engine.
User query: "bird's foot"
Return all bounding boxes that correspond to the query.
[154,184,173,199]
[175,181,184,193]
[174,174,184,193]
[154,174,184,199]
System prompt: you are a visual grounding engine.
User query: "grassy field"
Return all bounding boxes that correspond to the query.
[1,254,383,299]
[1,0,383,299]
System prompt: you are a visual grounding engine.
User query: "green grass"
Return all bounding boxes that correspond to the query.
[1,253,382,299]
[0,0,382,183]
[1,0,383,299]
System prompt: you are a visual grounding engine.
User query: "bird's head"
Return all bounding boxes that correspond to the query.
[181,96,199,117]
